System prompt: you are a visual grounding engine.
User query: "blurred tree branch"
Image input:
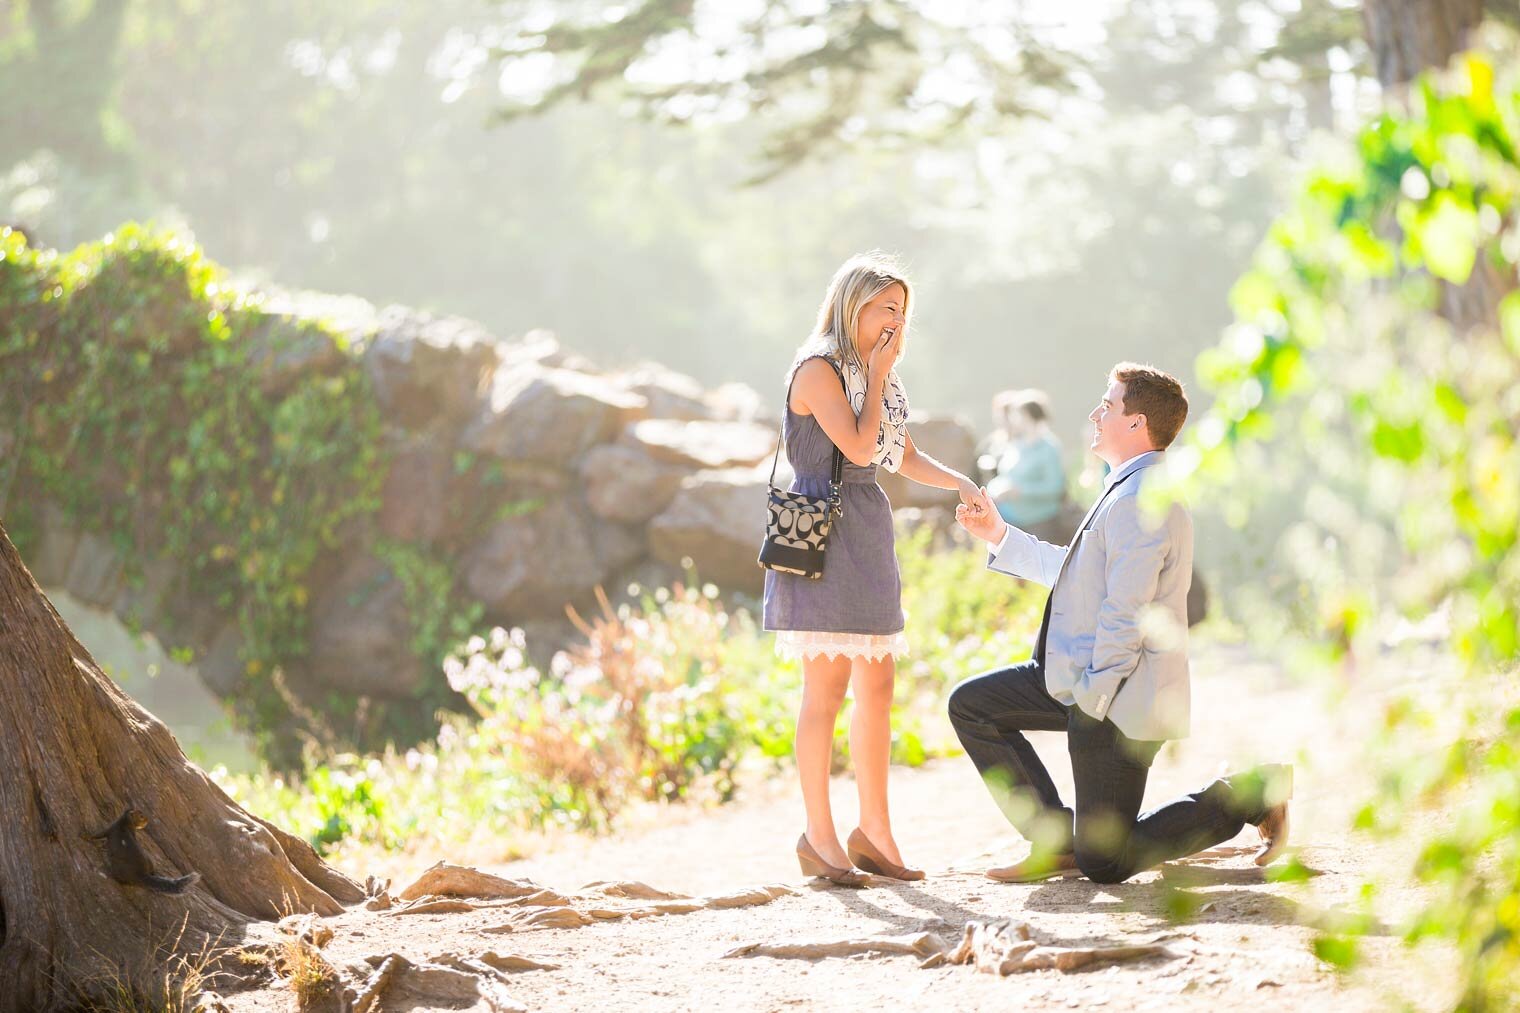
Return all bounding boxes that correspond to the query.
[490,0,1081,183]
[1260,0,1365,77]
[0,0,131,167]
[492,1,1520,180]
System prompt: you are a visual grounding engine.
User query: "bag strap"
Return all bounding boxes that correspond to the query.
[768,356,849,493]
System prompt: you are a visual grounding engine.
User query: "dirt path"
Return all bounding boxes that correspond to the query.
[224,643,1459,1012]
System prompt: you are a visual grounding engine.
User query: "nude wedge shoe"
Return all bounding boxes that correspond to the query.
[797,833,868,887]
[846,828,925,882]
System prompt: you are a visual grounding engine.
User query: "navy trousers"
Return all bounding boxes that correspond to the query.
[947,659,1284,883]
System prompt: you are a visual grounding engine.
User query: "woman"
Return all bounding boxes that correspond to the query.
[763,252,984,886]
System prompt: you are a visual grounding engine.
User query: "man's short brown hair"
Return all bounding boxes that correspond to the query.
[1110,362,1188,449]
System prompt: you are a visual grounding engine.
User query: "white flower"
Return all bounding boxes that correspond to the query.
[442,655,466,690]
[564,663,602,691]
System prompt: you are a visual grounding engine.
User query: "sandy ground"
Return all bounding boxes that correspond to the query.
[220,642,1461,1012]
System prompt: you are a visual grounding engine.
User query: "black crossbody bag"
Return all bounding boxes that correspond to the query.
[757,359,847,579]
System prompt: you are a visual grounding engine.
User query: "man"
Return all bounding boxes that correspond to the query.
[950,363,1290,883]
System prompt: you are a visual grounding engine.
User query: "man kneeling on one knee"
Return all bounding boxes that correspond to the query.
[950,362,1291,884]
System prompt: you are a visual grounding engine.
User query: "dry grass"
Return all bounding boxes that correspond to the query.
[61,938,222,1013]
[274,933,341,1010]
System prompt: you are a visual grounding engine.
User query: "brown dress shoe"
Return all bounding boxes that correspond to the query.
[1254,802,1290,866]
[846,828,925,882]
[796,833,868,887]
[1253,764,1293,867]
[987,851,1081,883]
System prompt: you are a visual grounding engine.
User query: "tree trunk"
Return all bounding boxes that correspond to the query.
[1362,0,1485,87]
[1362,0,1514,332]
[0,520,363,1010]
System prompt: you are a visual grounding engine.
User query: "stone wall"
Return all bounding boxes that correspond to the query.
[21,290,977,712]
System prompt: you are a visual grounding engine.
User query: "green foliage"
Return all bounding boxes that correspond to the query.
[1171,50,1520,1008]
[221,539,1046,850]
[305,765,390,856]
[2,0,1295,441]
[372,538,484,674]
[0,223,384,749]
[1311,933,1360,971]
[1184,50,1520,655]
[892,523,1047,757]
[442,587,792,831]
[898,523,1045,649]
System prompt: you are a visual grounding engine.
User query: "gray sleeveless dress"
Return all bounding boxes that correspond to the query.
[762,359,906,650]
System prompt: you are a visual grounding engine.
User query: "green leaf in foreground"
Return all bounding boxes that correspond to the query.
[1313,933,1360,970]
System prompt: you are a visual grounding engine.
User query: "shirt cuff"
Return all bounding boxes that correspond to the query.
[993,521,1013,556]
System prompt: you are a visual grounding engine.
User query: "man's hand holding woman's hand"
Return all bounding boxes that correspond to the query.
[956,477,983,514]
[955,485,1007,545]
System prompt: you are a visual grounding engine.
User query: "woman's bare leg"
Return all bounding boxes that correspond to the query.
[851,654,906,865]
[797,653,853,868]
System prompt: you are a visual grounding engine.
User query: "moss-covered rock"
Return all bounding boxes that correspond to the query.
[0,223,809,767]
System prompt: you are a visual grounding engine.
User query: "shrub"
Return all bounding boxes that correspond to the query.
[0,224,385,756]
[1168,49,1520,1008]
[221,536,1048,848]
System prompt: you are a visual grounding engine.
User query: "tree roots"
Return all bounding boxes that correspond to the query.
[727,918,1186,976]
[391,865,796,934]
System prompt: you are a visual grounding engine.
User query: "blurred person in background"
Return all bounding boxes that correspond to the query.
[974,389,1019,477]
[985,390,1068,544]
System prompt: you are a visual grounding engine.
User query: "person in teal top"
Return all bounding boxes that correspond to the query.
[986,391,1067,540]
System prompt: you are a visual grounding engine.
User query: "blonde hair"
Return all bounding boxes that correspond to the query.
[789,251,913,380]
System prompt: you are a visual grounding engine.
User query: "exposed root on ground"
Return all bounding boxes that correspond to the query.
[941,920,1183,974]
[254,872,571,1012]
[393,866,796,934]
[430,951,563,974]
[398,863,555,902]
[331,865,1195,1005]
[725,932,949,962]
[581,880,688,900]
[728,918,1187,977]
[277,913,336,949]
[482,906,596,932]
[346,953,526,1013]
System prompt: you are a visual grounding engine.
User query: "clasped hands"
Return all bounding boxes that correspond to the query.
[955,482,1008,545]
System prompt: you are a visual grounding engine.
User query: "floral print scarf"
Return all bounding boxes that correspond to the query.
[840,356,909,473]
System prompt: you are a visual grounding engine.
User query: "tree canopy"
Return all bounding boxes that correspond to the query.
[1,0,1344,441]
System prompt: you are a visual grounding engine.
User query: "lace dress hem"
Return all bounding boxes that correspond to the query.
[773,630,910,662]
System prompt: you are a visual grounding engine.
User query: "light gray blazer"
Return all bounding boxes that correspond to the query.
[988,451,1192,741]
